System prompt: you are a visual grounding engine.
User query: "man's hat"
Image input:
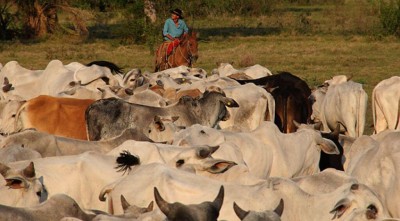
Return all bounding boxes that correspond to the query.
[170,8,184,19]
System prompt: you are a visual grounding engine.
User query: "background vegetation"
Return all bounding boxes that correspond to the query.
[1,0,400,134]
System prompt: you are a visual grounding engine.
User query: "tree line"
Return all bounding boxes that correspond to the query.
[0,0,399,41]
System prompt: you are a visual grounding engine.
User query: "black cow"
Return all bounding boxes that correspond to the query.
[234,72,312,133]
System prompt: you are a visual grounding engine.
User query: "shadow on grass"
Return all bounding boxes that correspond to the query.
[87,24,282,41]
[196,27,282,40]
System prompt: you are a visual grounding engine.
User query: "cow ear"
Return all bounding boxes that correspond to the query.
[5,177,27,189]
[197,145,219,159]
[0,162,10,177]
[205,159,237,174]
[23,162,35,178]
[212,186,224,212]
[274,199,284,217]
[330,198,351,219]
[153,116,165,131]
[319,138,340,155]
[121,195,131,211]
[221,97,239,108]
[233,202,249,219]
[171,116,179,122]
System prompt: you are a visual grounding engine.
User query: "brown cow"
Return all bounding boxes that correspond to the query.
[15,95,95,140]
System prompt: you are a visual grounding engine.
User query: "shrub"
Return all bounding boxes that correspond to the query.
[378,0,400,36]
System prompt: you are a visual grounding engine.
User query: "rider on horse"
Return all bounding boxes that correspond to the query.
[162,8,189,58]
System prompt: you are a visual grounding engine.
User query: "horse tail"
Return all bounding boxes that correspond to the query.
[86,60,123,75]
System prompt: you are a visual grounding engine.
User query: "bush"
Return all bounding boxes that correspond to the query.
[379,0,400,36]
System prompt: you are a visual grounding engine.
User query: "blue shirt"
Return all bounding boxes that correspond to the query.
[163,18,189,41]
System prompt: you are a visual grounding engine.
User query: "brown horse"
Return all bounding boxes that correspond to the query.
[154,31,199,72]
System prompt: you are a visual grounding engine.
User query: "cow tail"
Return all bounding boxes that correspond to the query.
[357,89,367,137]
[14,100,28,132]
[371,87,377,133]
[283,95,288,133]
[395,99,400,130]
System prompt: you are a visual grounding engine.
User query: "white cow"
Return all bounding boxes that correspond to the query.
[0,99,25,134]
[372,76,400,134]
[0,128,152,158]
[218,83,275,132]
[310,80,368,138]
[211,63,273,79]
[173,121,339,178]
[99,163,389,220]
[0,60,122,101]
[346,131,400,217]
[0,194,95,221]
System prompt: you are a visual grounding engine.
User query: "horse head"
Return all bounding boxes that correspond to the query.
[182,31,199,63]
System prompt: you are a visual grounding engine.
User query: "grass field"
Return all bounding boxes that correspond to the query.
[1,2,399,135]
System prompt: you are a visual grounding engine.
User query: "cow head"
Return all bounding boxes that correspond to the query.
[120,195,154,218]
[293,121,340,155]
[154,185,224,221]
[329,183,389,220]
[0,162,47,207]
[171,145,230,173]
[233,199,284,221]
[146,115,183,144]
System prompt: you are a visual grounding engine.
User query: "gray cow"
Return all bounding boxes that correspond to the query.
[85,91,239,141]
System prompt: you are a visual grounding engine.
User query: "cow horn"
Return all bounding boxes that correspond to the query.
[212,186,224,212]
[346,74,353,81]
[274,199,284,216]
[233,202,249,219]
[154,187,171,215]
[120,195,131,211]
[146,201,154,212]
[332,123,340,137]
[23,162,35,178]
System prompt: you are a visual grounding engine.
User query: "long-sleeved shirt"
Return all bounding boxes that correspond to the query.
[163,18,189,41]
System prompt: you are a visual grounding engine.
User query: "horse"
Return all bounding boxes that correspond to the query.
[154,31,199,72]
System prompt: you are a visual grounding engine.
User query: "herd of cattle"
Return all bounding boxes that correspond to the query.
[0,60,399,221]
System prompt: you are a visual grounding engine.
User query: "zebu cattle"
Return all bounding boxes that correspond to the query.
[15,95,95,140]
[309,79,368,138]
[85,91,239,141]
[154,186,224,221]
[0,141,236,212]
[0,60,122,101]
[0,99,25,134]
[211,63,273,79]
[234,72,312,133]
[173,121,339,178]
[0,194,95,221]
[99,163,389,220]
[0,162,46,207]
[372,76,400,133]
[0,128,152,158]
[233,199,283,221]
[218,83,275,132]
[0,145,42,163]
[346,131,400,217]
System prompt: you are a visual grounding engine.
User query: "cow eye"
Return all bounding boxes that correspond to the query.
[36,191,41,197]
[176,159,185,167]
[148,129,152,133]
[11,114,16,118]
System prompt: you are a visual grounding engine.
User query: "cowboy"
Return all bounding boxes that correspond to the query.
[163,8,189,57]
